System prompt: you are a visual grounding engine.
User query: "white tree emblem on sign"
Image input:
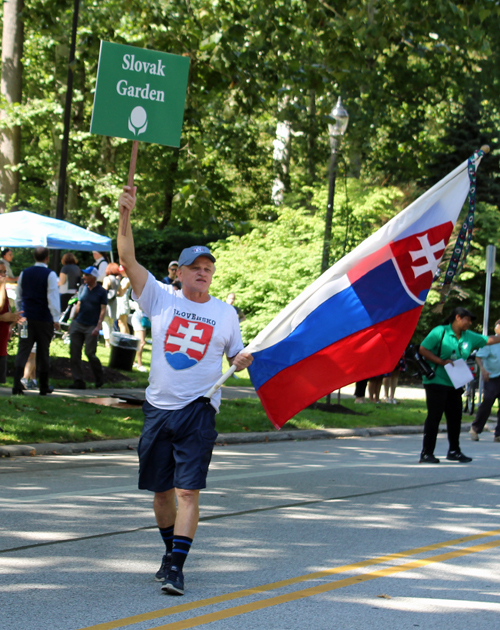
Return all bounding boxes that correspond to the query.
[128,106,148,135]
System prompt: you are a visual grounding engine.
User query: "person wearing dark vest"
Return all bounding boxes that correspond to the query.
[69,266,108,389]
[12,247,61,395]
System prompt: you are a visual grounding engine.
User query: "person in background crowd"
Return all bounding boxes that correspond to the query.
[102,262,121,348]
[419,306,500,464]
[354,379,368,404]
[58,252,81,312]
[116,265,131,334]
[1,248,17,281]
[69,267,107,390]
[20,348,37,390]
[470,318,500,443]
[0,261,22,383]
[12,247,60,395]
[383,354,406,404]
[226,292,246,322]
[162,260,179,286]
[131,300,148,372]
[368,375,384,403]
[92,251,108,284]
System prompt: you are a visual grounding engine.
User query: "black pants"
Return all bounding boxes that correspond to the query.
[472,375,500,437]
[422,384,463,455]
[70,320,103,383]
[354,380,368,398]
[14,319,54,392]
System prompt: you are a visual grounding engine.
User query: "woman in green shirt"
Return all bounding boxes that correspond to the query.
[419,307,500,464]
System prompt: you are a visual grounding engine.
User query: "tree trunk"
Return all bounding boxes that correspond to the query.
[307,89,317,184]
[271,94,292,205]
[160,151,179,228]
[0,0,24,212]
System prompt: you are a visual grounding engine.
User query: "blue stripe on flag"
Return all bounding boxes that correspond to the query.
[249,259,417,391]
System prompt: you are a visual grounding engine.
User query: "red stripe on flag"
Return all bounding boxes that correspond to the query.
[256,308,423,429]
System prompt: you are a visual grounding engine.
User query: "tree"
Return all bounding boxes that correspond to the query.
[0,0,24,211]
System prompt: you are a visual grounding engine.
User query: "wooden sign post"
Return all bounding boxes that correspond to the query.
[90,41,190,233]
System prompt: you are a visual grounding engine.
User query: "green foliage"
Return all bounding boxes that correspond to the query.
[127,225,225,279]
[210,179,407,344]
[3,0,500,342]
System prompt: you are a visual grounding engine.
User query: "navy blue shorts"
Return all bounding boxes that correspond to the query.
[138,398,218,493]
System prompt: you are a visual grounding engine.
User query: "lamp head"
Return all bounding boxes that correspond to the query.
[328,97,349,138]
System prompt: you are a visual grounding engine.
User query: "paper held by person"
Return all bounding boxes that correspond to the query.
[444,359,474,389]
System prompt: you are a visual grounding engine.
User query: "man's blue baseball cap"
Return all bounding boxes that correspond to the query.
[178,246,216,267]
[82,266,99,278]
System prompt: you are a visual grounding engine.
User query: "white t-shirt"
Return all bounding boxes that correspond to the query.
[134,272,244,411]
[94,258,108,283]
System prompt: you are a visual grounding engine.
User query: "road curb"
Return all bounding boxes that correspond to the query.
[0,423,480,457]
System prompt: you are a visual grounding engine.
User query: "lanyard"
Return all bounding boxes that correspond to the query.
[435,147,485,309]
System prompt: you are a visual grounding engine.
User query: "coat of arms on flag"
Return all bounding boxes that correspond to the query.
[390,222,454,303]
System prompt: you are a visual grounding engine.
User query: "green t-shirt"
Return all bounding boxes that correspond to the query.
[421,324,488,387]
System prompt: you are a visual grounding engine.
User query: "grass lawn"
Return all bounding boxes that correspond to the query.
[216,397,428,433]
[1,337,431,446]
[0,396,145,445]
[4,337,250,390]
[0,394,428,446]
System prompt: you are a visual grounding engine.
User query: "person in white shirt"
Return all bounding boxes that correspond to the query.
[470,319,500,442]
[92,251,108,284]
[117,186,252,597]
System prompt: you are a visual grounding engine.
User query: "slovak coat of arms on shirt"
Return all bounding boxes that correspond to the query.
[164,316,213,369]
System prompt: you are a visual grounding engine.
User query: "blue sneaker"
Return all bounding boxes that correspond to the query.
[155,554,171,582]
[161,566,184,595]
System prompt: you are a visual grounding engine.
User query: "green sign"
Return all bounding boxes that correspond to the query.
[90,41,190,148]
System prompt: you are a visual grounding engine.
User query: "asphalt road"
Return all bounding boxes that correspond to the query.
[2,432,500,630]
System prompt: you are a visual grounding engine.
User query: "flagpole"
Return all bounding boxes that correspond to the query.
[204,344,255,398]
[204,365,237,398]
[121,140,139,236]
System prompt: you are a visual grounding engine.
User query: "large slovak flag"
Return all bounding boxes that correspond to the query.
[246,154,483,429]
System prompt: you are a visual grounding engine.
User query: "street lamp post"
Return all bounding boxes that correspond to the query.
[322,97,349,408]
[321,97,349,274]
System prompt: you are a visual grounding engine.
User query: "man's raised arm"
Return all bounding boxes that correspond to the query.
[117,186,149,299]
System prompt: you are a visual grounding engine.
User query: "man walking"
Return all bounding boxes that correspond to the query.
[69,267,107,390]
[118,186,252,596]
[12,247,60,395]
[470,318,500,442]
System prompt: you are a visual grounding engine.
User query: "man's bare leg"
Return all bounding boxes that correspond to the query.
[161,489,200,595]
[174,489,200,538]
[153,489,176,582]
[154,488,176,528]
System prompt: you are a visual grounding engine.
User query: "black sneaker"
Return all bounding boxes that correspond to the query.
[161,566,184,595]
[39,386,54,396]
[447,451,472,463]
[11,387,24,396]
[68,380,86,390]
[419,453,440,464]
[155,553,171,582]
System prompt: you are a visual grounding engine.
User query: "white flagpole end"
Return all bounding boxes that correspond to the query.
[204,364,238,399]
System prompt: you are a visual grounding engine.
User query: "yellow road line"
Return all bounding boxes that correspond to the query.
[150,538,500,630]
[78,528,500,630]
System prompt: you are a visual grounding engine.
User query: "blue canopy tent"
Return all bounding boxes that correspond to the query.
[0,210,112,252]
